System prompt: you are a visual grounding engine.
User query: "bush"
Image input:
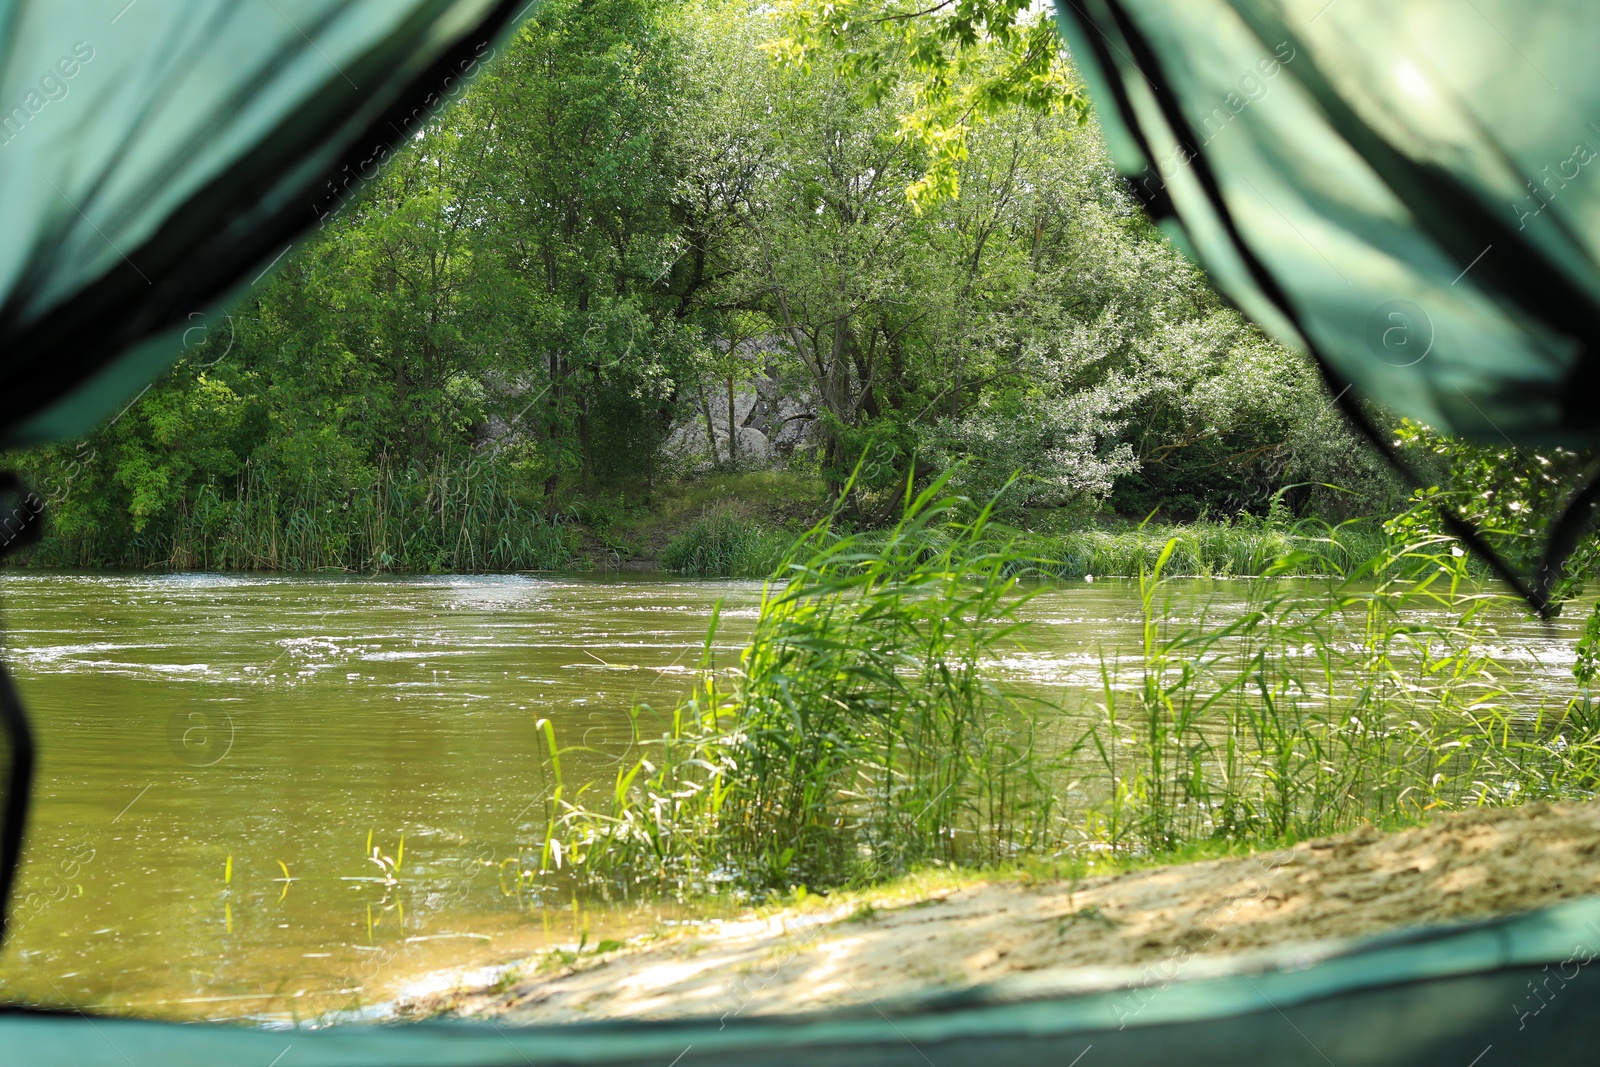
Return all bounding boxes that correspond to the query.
[529,492,1600,904]
[542,475,1059,893]
[659,510,795,577]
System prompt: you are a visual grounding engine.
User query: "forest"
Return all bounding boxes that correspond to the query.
[1,0,1568,576]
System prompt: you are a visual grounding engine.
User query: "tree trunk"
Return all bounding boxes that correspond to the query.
[577,399,592,489]
[576,288,592,489]
[696,380,720,468]
[545,350,562,520]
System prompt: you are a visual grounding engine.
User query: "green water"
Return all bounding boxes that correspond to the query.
[0,572,1579,1023]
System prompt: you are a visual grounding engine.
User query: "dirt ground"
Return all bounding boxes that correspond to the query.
[402,801,1600,1024]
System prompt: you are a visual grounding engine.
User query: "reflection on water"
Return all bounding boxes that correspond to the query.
[0,572,1581,1022]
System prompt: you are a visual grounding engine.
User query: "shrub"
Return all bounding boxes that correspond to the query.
[660,510,794,577]
[543,474,1059,893]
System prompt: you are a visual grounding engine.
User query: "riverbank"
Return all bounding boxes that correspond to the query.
[8,466,1397,579]
[402,799,1600,1025]
[587,473,1395,578]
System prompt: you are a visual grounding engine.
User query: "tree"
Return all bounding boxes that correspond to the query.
[464,0,688,504]
[765,0,1088,208]
[10,0,1396,569]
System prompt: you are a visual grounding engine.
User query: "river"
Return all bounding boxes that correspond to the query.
[0,572,1582,1023]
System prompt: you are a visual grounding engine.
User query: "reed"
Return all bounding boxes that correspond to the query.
[1074,528,1600,853]
[25,454,577,572]
[658,514,1397,581]
[532,496,1600,901]
[543,472,1061,894]
[1009,518,1395,580]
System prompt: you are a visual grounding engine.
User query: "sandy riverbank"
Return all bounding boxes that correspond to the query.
[399,800,1600,1025]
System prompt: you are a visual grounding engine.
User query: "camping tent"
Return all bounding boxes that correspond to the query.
[2,0,1598,1062]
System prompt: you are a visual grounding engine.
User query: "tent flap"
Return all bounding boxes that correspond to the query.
[0,0,533,447]
[1053,0,1600,447]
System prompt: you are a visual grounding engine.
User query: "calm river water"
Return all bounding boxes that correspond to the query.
[0,572,1583,1023]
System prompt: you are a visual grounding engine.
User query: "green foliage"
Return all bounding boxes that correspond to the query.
[1078,525,1523,850]
[659,510,794,577]
[1009,518,1393,580]
[655,509,1396,582]
[764,0,1088,209]
[1394,419,1600,606]
[523,493,1600,902]
[110,374,255,533]
[13,0,692,564]
[11,0,1406,568]
[1568,602,1600,737]
[1576,603,1600,691]
[16,452,576,572]
[466,0,692,496]
[544,475,1060,892]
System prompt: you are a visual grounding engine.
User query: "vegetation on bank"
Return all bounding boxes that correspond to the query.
[539,475,1051,895]
[6,0,1415,574]
[11,455,578,573]
[525,484,1600,903]
[10,458,1401,580]
[6,0,1585,589]
[658,504,1396,580]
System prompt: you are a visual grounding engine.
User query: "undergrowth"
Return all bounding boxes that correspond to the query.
[528,488,1600,901]
[660,511,794,577]
[20,456,578,572]
[661,513,1396,581]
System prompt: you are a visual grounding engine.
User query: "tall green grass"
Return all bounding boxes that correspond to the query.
[542,474,1059,894]
[1012,519,1394,579]
[1073,530,1599,853]
[533,492,1600,900]
[659,510,794,578]
[26,456,577,572]
[659,513,1396,581]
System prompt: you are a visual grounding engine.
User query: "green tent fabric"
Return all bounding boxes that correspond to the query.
[1053,0,1600,446]
[0,0,530,449]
